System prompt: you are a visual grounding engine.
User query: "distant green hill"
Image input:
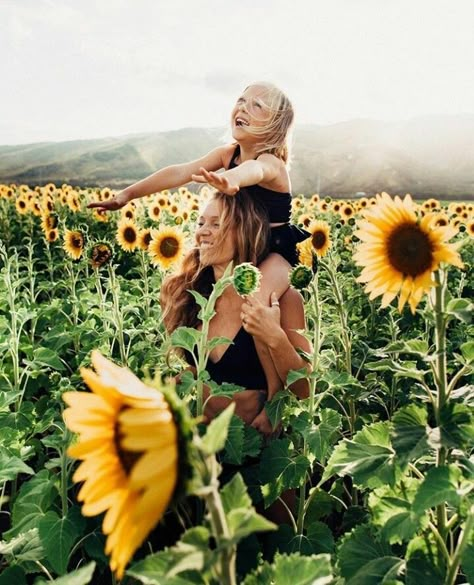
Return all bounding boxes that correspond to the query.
[1,117,473,200]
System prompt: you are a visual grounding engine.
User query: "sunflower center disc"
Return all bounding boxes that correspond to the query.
[160,237,179,258]
[312,231,327,249]
[124,227,137,243]
[387,223,433,277]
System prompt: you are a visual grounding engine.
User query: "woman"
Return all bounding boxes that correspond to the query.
[161,190,311,433]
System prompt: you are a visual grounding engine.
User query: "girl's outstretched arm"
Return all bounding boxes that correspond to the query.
[87,144,234,211]
[191,153,283,196]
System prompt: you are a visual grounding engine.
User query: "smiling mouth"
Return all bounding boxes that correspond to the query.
[235,117,249,127]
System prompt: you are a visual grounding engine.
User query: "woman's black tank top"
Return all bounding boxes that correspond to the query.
[228,145,292,223]
[187,326,267,389]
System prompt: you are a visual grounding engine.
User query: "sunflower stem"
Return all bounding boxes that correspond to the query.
[195,268,233,417]
[203,457,236,585]
[108,264,127,365]
[139,251,151,321]
[1,244,21,406]
[296,276,321,535]
[324,256,354,434]
[446,507,474,585]
[432,269,449,559]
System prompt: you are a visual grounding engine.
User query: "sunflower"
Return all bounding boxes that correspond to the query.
[467,220,474,238]
[30,198,43,217]
[92,208,109,222]
[90,242,113,269]
[148,201,162,221]
[297,213,313,229]
[116,219,139,252]
[63,351,179,579]
[15,195,29,215]
[430,212,450,228]
[121,205,136,221]
[138,228,154,251]
[67,191,81,212]
[41,213,58,232]
[148,227,185,269]
[41,195,55,214]
[308,220,331,257]
[354,193,464,313]
[296,237,318,272]
[340,204,354,219]
[64,229,85,260]
[45,228,59,243]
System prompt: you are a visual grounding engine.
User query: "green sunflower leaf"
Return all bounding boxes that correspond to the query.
[337,524,394,581]
[259,438,310,507]
[272,552,333,585]
[38,509,81,575]
[201,403,235,455]
[170,327,202,354]
[322,422,397,488]
[368,478,426,544]
[391,404,430,469]
[412,465,462,514]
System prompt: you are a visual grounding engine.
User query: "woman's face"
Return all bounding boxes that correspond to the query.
[195,198,235,268]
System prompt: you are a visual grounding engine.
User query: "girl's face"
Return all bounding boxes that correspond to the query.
[231,85,271,139]
[195,199,235,268]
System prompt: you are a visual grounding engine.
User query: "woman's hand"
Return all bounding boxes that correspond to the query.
[241,292,283,345]
[87,191,130,212]
[203,388,265,425]
[191,167,240,195]
[251,408,275,436]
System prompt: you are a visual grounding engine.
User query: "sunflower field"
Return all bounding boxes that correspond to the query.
[0,183,473,585]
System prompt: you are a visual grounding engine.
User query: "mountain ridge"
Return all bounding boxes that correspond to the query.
[1,117,473,199]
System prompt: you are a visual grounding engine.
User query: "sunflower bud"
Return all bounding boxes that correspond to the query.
[289,264,313,291]
[232,262,261,296]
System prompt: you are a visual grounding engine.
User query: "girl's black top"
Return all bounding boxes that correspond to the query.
[228,145,292,223]
[228,145,310,266]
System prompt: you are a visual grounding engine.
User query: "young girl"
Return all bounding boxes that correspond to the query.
[88,81,309,267]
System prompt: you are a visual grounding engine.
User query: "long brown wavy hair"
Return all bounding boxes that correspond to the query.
[161,191,270,333]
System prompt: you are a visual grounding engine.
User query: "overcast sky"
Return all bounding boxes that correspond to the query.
[2,0,474,145]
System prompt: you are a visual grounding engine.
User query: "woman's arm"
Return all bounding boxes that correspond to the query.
[88,144,234,211]
[242,289,311,399]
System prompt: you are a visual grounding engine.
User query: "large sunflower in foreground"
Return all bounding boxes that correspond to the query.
[354,193,464,313]
[63,351,180,579]
[308,220,331,257]
[148,227,185,269]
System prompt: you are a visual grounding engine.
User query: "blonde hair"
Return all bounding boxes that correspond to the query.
[161,191,269,333]
[242,82,294,164]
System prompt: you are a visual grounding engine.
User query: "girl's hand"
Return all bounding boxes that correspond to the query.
[87,191,129,212]
[191,167,240,195]
[241,292,282,344]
